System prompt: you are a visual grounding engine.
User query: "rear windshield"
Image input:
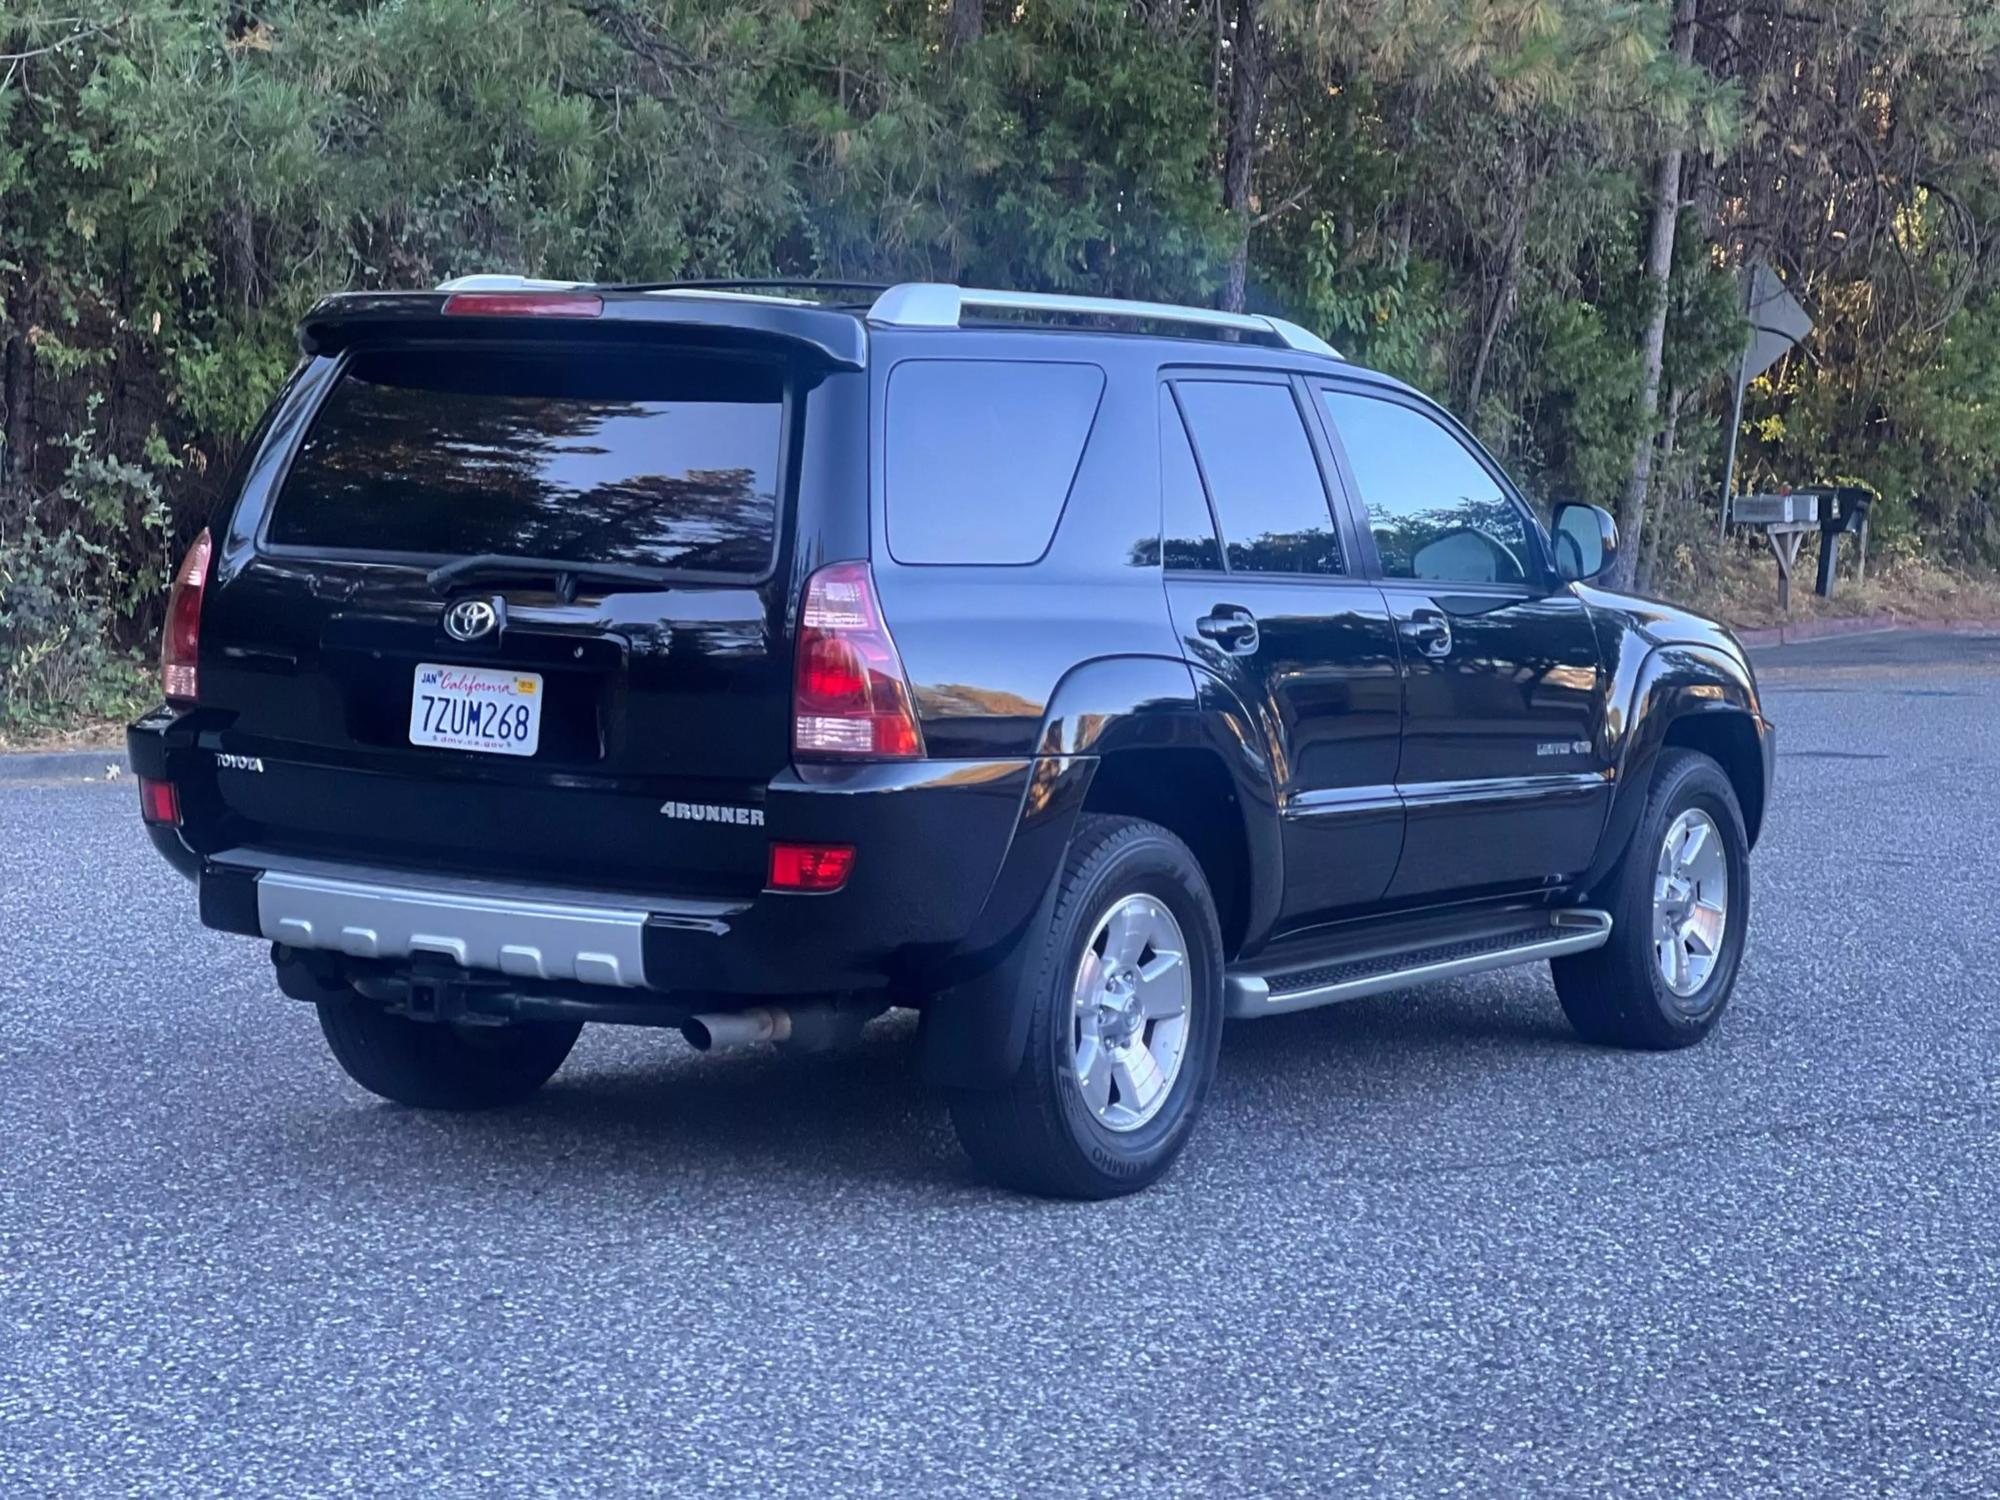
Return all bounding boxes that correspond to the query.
[268,348,786,576]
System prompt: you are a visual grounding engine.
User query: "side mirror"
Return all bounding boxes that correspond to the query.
[1552,502,1618,583]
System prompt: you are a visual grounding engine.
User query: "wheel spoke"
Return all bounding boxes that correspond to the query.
[1109,1041,1167,1117]
[1102,901,1152,968]
[1675,820,1710,874]
[1666,935,1690,991]
[1132,950,1188,1019]
[1072,947,1105,1014]
[1077,1037,1111,1116]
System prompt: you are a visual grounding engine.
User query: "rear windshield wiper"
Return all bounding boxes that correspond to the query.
[426,555,675,601]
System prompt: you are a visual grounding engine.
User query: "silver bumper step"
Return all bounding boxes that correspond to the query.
[254,866,653,988]
[1225,908,1613,1019]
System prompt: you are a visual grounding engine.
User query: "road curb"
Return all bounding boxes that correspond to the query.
[0,745,129,782]
[1737,614,2000,649]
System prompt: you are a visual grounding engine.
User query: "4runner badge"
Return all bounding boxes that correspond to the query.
[659,801,765,827]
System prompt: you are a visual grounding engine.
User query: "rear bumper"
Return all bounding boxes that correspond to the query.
[133,709,1090,998]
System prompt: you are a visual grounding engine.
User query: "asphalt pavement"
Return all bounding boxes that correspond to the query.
[3,630,1998,1497]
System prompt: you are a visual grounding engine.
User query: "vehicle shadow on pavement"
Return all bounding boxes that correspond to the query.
[278,978,1589,1197]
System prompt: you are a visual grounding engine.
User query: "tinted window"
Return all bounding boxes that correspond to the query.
[887,360,1104,565]
[1321,392,1535,585]
[1160,389,1222,571]
[1175,381,1342,575]
[271,349,784,575]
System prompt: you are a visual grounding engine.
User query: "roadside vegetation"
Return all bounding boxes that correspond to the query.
[3,0,1998,736]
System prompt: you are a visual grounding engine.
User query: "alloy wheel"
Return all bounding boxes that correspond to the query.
[1069,894,1193,1132]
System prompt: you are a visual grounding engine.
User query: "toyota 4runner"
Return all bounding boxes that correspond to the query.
[130,278,1775,1198]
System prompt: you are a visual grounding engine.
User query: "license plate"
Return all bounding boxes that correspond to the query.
[409,663,543,756]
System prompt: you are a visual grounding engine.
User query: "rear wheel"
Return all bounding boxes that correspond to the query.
[1552,748,1750,1049]
[316,1001,582,1110]
[948,815,1224,1199]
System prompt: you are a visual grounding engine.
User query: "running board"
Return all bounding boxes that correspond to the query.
[1225,909,1613,1019]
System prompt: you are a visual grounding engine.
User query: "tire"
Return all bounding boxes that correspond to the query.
[948,815,1224,1199]
[1552,747,1750,1050]
[316,1001,582,1110]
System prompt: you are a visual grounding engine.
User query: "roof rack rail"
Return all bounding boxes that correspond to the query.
[866,283,1341,360]
[609,279,891,297]
[435,273,880,309]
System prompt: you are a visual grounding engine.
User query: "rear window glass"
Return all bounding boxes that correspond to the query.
[269,349,785,576]
[886,360,1104,565]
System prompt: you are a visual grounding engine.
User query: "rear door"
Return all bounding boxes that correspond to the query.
[1161,374,1404,931]
[199,338,856,896]
[1313,383,1610,900]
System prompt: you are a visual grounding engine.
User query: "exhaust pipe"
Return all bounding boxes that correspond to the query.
[681,1007,794,1052]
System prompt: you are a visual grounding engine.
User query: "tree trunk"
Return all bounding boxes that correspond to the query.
[1637,387,1687,593]
[2,307,31,493]
[1611,0,1698,590]
[945,0,982,50]
[1466,131,1529,418]
[1220,0,1264,313]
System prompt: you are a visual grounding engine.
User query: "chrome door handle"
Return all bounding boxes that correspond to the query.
[1404,608,1452,658]
[1196,605,1260,655]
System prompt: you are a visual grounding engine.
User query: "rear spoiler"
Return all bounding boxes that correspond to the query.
[298,289,868,369]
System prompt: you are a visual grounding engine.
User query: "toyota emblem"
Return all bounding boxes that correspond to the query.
[443,599,499,642]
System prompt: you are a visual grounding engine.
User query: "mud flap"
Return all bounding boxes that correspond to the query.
[919,755,1093,1089]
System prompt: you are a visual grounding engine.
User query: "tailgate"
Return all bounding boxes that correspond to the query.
[193,338,823,895]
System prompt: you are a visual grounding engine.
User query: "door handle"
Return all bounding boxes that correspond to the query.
[1196,605,1261,654]
[1403,607,1453,658]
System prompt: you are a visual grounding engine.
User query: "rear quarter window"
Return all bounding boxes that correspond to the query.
[885,360,1105,565]
[268,348,786,577]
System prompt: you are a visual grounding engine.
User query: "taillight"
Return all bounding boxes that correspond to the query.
[161,528,212,705]
[441,292,603,318]
[767,842,856,893]
[793,562,924,760]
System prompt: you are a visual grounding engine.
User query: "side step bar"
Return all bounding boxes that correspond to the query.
[1225,909,1613,1020]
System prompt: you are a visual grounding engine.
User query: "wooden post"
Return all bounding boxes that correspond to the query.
[1765,523,1810,614]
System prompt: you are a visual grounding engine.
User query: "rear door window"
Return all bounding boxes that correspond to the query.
[885,360,1104,565]
[269,349,785,576]
[1173,380,1343,575]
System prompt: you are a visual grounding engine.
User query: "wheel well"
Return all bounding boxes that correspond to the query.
[1662,711,1766,846]
[1083,748,1251,959]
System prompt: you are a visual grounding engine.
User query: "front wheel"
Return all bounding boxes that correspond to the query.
[316,1000,582,1110]
[948,815,1224,1199]
[1552,747,1751,1049]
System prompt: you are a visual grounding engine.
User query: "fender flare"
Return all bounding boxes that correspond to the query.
[920,654,1282,1089]
[1578,640,1770,894]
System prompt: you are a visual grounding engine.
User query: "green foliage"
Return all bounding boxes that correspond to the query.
[3,0,1998,730]
[0,516,153,731]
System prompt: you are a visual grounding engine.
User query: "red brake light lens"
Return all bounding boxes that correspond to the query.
[161,528,212,705]
[792,562,924,760]
[767,842,856,893]
[441,292,604,319]
[139,777,181,827]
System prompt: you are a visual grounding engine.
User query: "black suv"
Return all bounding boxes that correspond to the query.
[130,278,1774,1198]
